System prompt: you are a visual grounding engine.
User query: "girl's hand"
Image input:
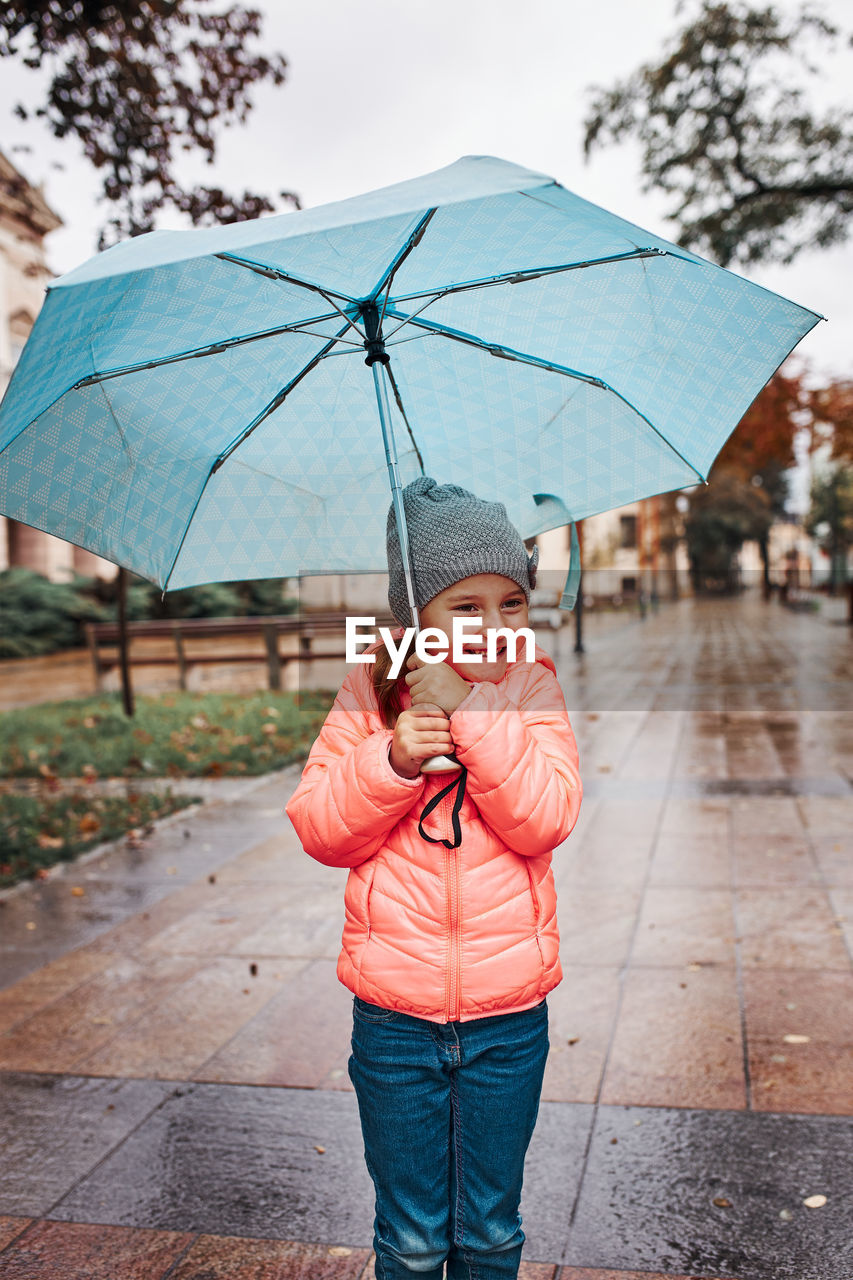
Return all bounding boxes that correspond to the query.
[405,656,472,716]
[390,703,455,779]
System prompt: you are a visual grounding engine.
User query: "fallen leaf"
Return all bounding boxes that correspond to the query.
[78,812,101,835]
[783,1034,810,1044]
[770,1054,787,1064]
[567,1036,580,1046]
[91,1016,112,1026]
[785,1002,797,1011]
[70,886,86,898]
[314,1145,326,1154]
[263,707,280,718]
[83,716,97,729]
[37,834,64,849]
[262,722,277,735]
[687,963,702,972]
[779,1209,793,1222]
[166,866,178,875]
[327,1247,351,1257]
[713,1197,732,1208]
[803,1194,827,1209]
[249,962,258,977]
[26,921,36,930]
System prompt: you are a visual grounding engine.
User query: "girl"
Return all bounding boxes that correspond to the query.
[286,477,582,1280]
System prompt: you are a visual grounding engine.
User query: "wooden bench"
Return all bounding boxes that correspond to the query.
[84,612,396,691]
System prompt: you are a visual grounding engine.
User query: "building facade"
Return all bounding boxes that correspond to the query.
[0,149,114,581]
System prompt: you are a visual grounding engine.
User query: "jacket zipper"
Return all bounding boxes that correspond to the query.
[442,790,462,1022]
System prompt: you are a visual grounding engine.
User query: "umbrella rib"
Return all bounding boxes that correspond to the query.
[162,327,347,592]
[211,328,347,473]
[370,208,439,310]
[383,362,425,474]
[388,311,707,484]
[389,247,668,305]
[215,252,365,337]
[71,314,359,388]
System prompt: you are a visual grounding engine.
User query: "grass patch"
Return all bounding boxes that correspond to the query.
[0,786,195,888]
[0,689,335,780]
[0,688,335,887]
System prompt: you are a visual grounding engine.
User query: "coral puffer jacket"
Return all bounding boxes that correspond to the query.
[285,646,582,1022]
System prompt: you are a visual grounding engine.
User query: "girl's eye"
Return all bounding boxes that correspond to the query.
[502,598,524,610]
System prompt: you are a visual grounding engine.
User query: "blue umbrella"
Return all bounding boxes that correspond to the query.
[0,154,821,622]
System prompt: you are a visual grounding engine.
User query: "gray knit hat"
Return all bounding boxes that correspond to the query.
[387,477,538,626]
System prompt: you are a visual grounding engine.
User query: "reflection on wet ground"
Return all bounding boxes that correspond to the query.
[0,593,851,1279]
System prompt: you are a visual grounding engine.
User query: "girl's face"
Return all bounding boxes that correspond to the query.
[419,573,531,683]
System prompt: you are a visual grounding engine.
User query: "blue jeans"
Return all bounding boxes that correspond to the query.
[348,996,549,1280]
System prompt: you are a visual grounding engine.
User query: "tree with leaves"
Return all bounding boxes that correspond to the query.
[0,0,296,247]
[584,2,853,266]
[683,371,805,591]
[805,378,853,592]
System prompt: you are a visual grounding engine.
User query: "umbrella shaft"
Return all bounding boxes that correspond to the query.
[372,361,420,630]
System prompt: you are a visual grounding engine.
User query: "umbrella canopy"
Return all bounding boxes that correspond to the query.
[0,155,820,591]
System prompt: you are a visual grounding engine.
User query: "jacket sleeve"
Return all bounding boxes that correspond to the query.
[449,663,582,858]
[285,669,425,869]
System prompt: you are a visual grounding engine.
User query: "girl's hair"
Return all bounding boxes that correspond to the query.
[371,633,416,728]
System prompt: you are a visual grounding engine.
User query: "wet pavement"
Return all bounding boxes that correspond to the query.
[0,593,851,1280]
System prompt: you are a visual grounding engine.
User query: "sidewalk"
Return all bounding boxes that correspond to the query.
[0,594,851,1280]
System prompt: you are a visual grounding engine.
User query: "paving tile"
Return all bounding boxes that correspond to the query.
[601,967,745,1110]
[194,958,351,1088]
[829,886,853,955]
[557,890,640,968]
[74,957,290,1080]
[0,953,204,1073]
[657,797,730,842]
[50,1082,375,1243]
[742,969,853,1115]
[567,1106,853,1280]
[556,802,660,891]
[729,795,803,839]
[0,1218,30,1252]
[230,882,345,959]
[168,1234,371,1279]
[812,838,853,887]
[0,1072,172,1215]
[0,1220,193,1279]
[557,1271,725,1280]
[543,969,621,1103]
[631,887,736,968]
[0,949,109,1034]
[88,880,225,955]
[138,881,285,958]
[732,833,820,888]
[212,833,341,887]
[648,832,732,888]
[615,710,683,780]
[796,795,853,837]
[735,887,850,970]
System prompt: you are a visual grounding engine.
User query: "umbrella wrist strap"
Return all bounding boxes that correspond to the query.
[560,522,581,610]
[418,766,468,849]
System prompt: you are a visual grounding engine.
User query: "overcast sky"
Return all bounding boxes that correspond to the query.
[2,0,850,379]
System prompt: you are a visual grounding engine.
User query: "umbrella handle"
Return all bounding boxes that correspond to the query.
[421,752,462,774]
